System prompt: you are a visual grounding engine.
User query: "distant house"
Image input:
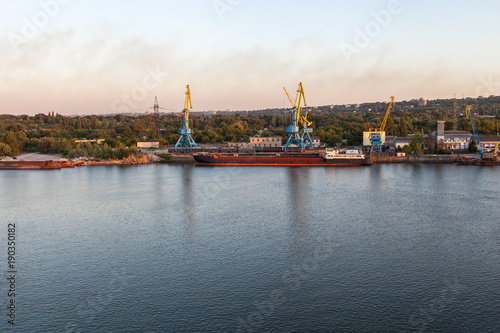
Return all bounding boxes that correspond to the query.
[418,98,428,107]
[228,137,282,149]
[74,139,105,145]
[137,142,159,149]
[227,142,251,148]
[392,137,413,149]
[250,137,282,148]
[388,135,434,150]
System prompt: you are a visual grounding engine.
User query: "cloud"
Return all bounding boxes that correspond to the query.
[0,30,490,115]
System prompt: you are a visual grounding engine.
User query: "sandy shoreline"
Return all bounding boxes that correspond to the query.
[11,153,66,161]
[2,153,163,166]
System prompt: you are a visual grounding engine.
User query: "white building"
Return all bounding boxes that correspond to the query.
[137,142,159,148]
[480,136,500,152]
[250,137,282,148]
[228,137,282,149]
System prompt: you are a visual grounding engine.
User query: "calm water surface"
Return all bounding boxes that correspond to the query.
[1,164,499,332]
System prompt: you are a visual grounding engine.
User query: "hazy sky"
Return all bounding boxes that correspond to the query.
[2,0,500,115]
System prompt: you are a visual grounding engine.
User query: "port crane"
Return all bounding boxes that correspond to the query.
[283,82,312,151]
[465,105,484,159]
[369,96,395,152]
[175,85,198,153]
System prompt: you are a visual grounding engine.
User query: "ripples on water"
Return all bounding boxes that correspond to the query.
[0,164,499,332]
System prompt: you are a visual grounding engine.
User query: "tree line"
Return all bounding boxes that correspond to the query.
[1,98,499,157]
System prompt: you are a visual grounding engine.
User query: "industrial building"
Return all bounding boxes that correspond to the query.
[227,137,283,149]
[481,136,500,152]
[434,120,472,150]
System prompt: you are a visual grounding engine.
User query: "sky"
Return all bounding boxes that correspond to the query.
[1,0,500,115]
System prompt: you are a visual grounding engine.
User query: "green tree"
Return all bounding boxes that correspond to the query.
[468,139,477,153]
[424,133,435,152]
[0,143,12,156]
[410,133,424,154]
[3,132,20,155]
[397,117,409,137]
[402,145,412,155]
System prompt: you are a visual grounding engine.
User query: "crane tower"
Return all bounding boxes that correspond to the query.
[283,82,312,151]
[175,85,198,153]
[369,96,395,152]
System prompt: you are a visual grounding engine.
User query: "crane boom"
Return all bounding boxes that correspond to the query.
[182,85,192,126]
[380,96,395,132]
[283,87,294,108]
[295,82,307,127]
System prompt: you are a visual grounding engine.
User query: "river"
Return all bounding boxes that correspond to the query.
[0,164,499,332]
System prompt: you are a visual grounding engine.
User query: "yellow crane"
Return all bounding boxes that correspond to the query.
[284,84,312,128]
[369,96,395,152]
[283,82,312,150]
[175,85,197,153]
[181,85,192,126]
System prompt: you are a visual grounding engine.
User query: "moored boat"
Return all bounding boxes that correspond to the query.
[59,160,76,168]
[0,160,62,170]
[193,148,372,166]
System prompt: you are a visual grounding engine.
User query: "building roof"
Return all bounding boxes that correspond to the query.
[393,137,412,143]
[443,131,472,136]
[480,136,500,142]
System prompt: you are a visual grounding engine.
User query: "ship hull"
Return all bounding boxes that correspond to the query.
[0,160,62,170]
[455,159,500,166]
[194,153,372,166]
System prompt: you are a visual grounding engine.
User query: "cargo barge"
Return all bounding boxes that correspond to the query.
[0,160,62,170]
[454,159,500,166]
[194,148,372,166]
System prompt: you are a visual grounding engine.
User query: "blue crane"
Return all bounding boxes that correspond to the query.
[465,105,484,159]
[175,85,198,153]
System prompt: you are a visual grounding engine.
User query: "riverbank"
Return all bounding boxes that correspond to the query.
[3,152,485,167]
[371,155,457,163]
[76,153,163,166]
[5,152,164,166]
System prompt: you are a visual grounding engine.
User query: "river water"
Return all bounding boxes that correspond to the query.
[0,164,499,332]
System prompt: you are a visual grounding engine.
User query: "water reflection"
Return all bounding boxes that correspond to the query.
[286,167,314,260]
[287,168,310,224]
[181,166,197,237]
